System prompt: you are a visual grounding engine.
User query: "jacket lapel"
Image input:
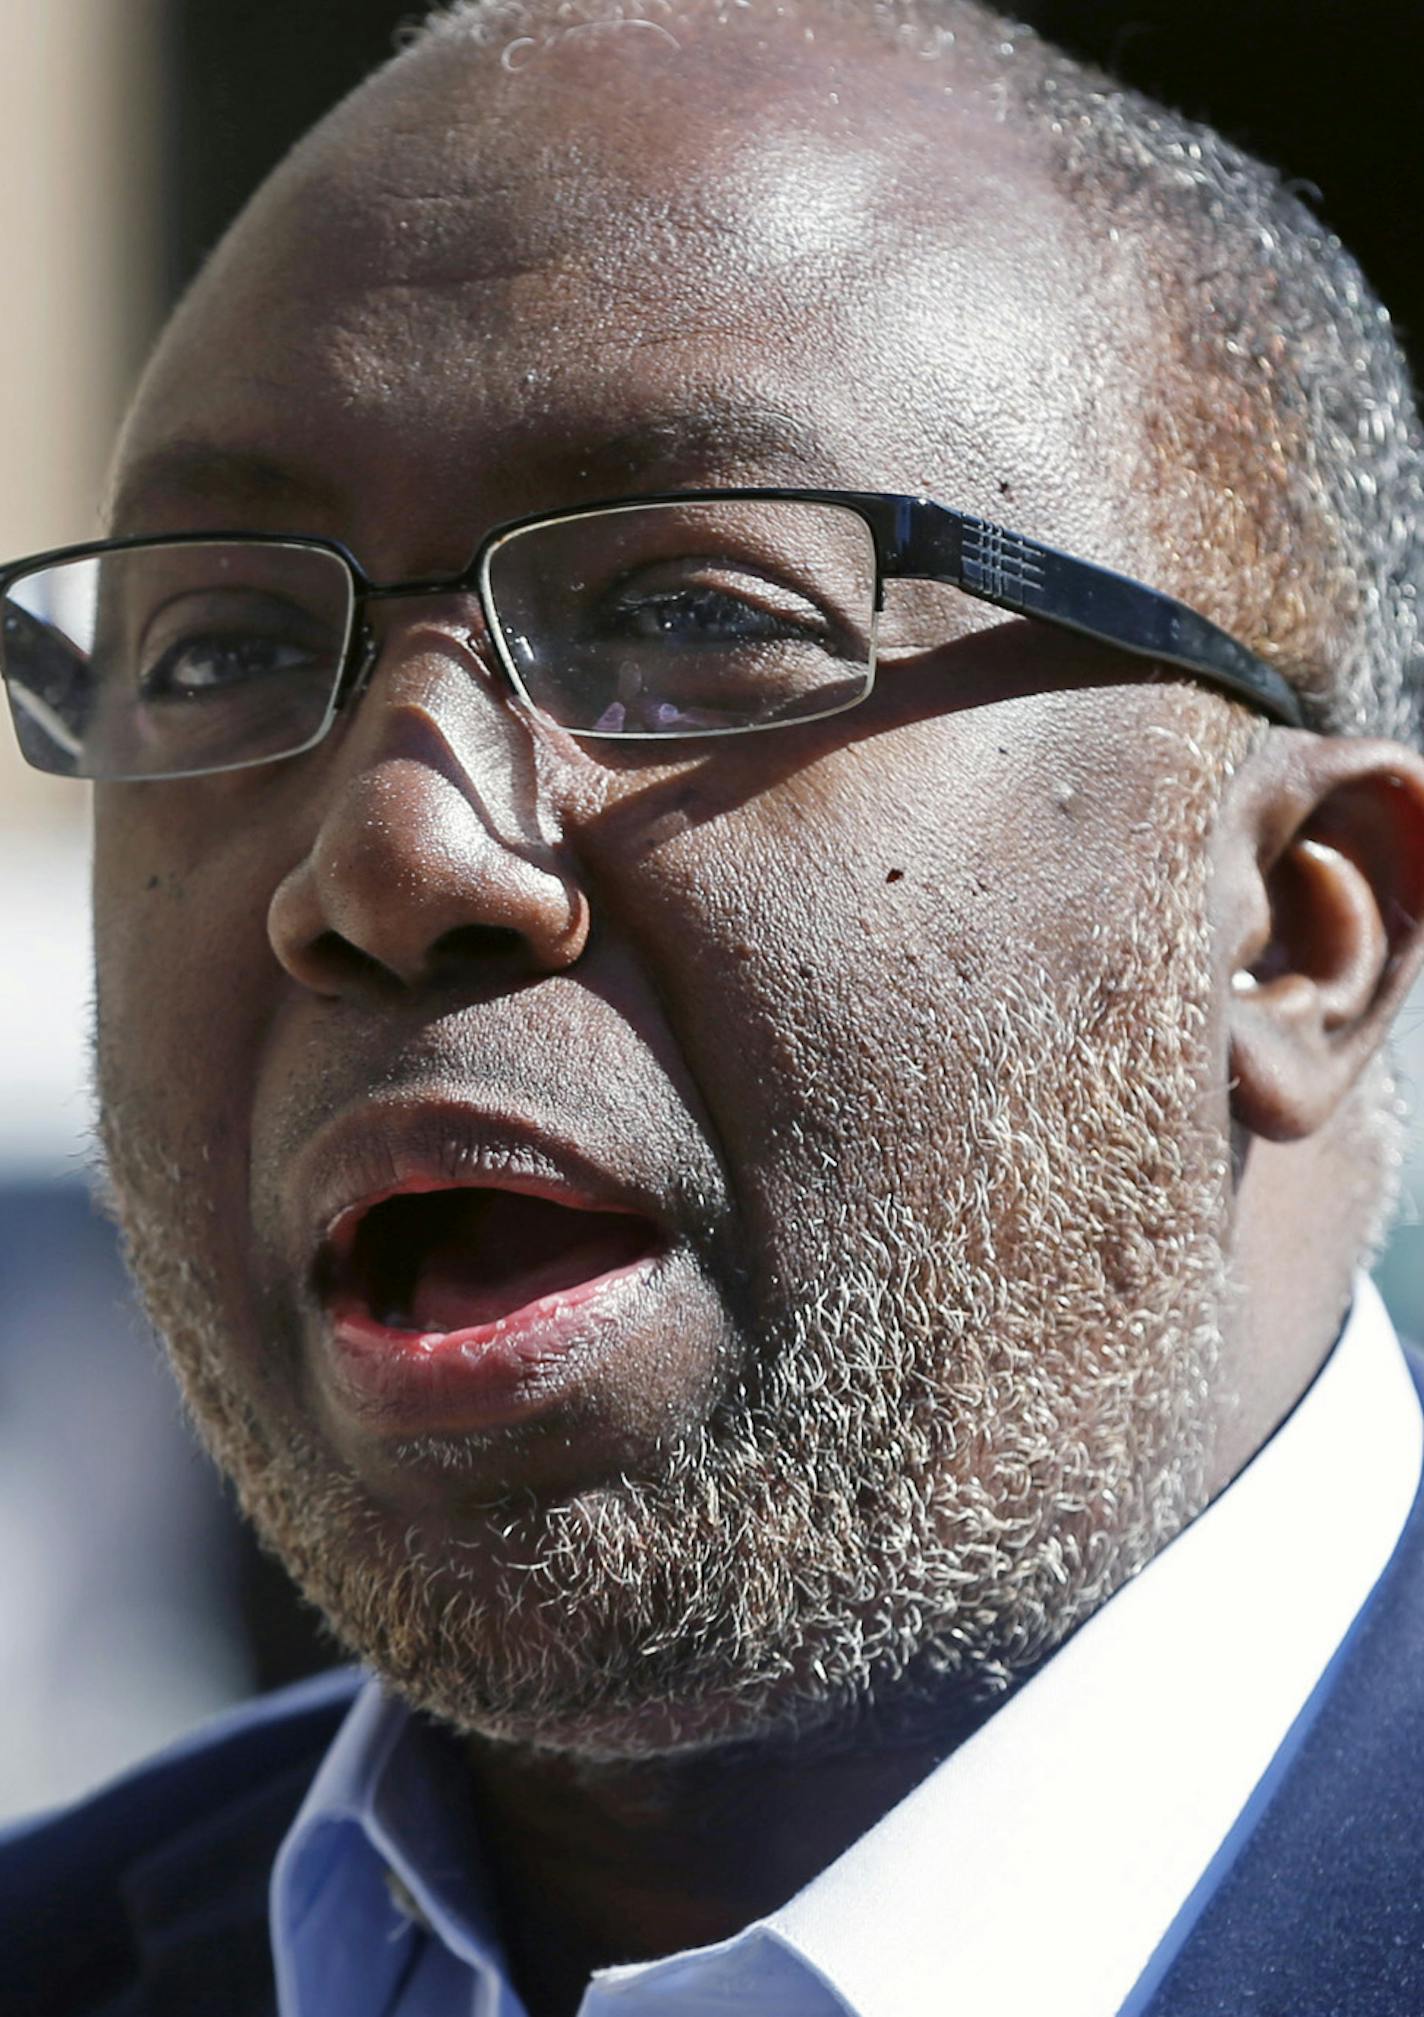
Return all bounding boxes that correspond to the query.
[119,1758,316,2017]
[1136,1344,1424,2015]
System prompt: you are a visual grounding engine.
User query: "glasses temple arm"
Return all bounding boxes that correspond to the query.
[882,500,1305,729]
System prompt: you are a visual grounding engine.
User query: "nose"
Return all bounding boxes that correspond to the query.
[267,617,590,996]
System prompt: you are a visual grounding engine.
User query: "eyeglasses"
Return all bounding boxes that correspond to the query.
[0,489,1304,781]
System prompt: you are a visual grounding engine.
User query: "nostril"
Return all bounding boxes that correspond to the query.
[300,932,406,997]
[311,924,526,994]
[275,916,546,1000]
[426,922,527,979]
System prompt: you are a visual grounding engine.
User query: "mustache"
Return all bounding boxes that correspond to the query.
[248,994,743,1274]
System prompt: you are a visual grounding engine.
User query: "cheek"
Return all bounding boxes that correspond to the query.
[93,787,285,1246]
[605,694,1182,1249]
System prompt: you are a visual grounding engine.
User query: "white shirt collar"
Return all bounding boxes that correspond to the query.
[272,1278,1422,2017]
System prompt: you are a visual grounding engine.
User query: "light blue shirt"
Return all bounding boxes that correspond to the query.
[271,1279,1422,2017]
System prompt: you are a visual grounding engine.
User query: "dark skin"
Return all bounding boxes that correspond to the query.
[469,1724,985,2004]
[91,13,1424,2014]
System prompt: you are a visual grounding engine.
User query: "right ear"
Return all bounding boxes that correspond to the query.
[1211,727,1424,1144]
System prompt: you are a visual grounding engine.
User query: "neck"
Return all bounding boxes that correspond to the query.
[463,1692,996,2017]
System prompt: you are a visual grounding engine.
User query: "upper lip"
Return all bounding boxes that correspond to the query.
[287,1096,673,1282]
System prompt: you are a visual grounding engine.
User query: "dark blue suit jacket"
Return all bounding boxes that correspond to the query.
[9,1355,1424,2016]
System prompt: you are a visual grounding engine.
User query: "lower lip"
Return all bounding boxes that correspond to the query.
[316,1250,662,1435]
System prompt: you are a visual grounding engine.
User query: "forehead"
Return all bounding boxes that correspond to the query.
[116,15,1145,563]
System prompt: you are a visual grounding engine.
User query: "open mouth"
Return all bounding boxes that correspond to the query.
[319,1185,661,1341]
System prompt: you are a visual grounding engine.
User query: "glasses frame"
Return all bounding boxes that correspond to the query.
[0,486,1304,781]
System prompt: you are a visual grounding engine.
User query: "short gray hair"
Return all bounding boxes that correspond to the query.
[1015,24,1422,745]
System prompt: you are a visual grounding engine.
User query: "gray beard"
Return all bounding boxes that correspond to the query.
[99,735,1241,1763]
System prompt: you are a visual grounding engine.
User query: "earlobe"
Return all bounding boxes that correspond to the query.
[1222,733,1424,1144]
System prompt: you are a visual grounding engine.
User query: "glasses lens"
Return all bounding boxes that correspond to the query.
[483,499,877,737]
[0,540,354,779]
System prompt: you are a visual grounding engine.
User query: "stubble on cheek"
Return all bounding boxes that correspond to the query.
[91,833,291,1485]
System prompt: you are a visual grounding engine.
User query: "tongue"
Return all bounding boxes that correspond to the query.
[402,1194,652,1334]
[407,1218,645,1331]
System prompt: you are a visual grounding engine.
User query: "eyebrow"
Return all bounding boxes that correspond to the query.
[107,397,849,538]
[577,398,841,484]
[107,442,344,533]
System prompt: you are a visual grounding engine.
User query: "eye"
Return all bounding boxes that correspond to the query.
[129,586,338,703]
[141,631,321,698]
[600,562,841,652]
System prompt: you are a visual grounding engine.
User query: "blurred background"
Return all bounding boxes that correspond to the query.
[3,0,1423,1823]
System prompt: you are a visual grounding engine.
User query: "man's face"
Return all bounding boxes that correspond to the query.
[95,13,1241,1756]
